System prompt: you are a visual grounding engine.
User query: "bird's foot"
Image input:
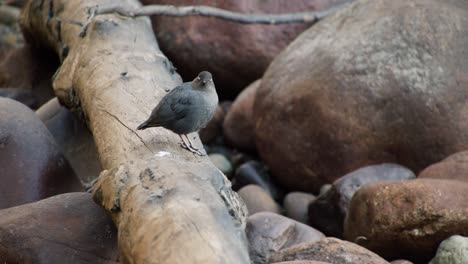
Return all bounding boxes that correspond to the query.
[179,141,205,156]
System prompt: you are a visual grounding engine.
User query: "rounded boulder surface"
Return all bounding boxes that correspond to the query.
[283,192,316,224]
[391,261,414,264]
[223,79,259,151]
[208,153,233,177]
[238,184,282,215]
[418,150,468,183]
[247,212,324,264]
[309,163,415,237]
[141,0,349,98]
[254,0,468,192]
[269,237,389,264]
[0,192,118,263]
[37,98,102,184]
[429,235,468,264]
[344,179,468,262]
[0,98,81,209]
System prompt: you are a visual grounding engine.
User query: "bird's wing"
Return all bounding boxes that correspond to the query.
[148,84,194,125]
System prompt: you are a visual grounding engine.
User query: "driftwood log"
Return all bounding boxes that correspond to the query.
[20,0,249,263]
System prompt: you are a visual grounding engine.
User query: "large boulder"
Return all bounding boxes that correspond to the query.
[141,0,349,98]
[344,179,468,262]
[254,0,468,192]
[0,193,119,263]
[0,98,81,209]
[223,80,259,151]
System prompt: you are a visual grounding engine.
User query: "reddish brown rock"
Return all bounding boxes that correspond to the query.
[223,79,259,151]
[141,0,349,98]
[0,98,81,209]
[238,184,282,215]
[199,105,226,143]
[344,179,468,262]
[247,212,324,264]
[0,193,119,263]
[418,150,468,183]
[270,238,389,264]
[253,0,468,192]
[0,45,58,107]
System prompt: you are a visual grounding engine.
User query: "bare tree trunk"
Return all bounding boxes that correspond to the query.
[20,0,249,263]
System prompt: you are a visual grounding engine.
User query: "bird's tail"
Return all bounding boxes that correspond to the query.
[137,120,149,130]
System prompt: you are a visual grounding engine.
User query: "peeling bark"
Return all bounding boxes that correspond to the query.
[20,0,249,263]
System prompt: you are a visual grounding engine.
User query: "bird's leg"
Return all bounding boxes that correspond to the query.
[179,134,204,156]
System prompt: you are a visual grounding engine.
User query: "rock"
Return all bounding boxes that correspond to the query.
[0,45,57,106]
[429,235,468,264]
[272,261,331,264]
[223,79,259,151]
[309,163,415,237]
[141,0,349,98]
[253,0,468,192]
[37,98,102,184]
[344,179,468,262]
[319,184,331,196]
[0,192,119,263]
[283,192,316,224]
[0,87,38,108]
[232,160,283,200]
[208,153,233,177]
[247,212,324,264]
[0,98,81,209]
[391,260,414,264]
[238,185,282,215]
[270,237,389,264]
[199,105,225,143]
[418,150,468,183]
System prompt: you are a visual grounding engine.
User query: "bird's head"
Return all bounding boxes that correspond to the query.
[193,71,213,88]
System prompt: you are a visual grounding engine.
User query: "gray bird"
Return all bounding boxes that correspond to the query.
[137,71,218,156]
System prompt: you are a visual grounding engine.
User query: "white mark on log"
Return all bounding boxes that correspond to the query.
[155,151,171,157]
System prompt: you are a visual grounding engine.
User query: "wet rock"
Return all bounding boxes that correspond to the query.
[270,237,389,264]
[247,212,324,264]
[344,179,468,262]
[0,192,119,263]
[142,0,349,98]
[283,192,315,224]
[418,150,468,183]
[37,98,102,184]
[254,0,468,192]
[238,185,281,215]
[429,235,468,264]
[232,160,283,200]
[319,184,331,196]
[0,98,81,209]
[208,153,233,177]
[0,45,58,106]
[223,79,259,151]
[309,164,415,237]
[199,105,225,143]
[0,87,38,108]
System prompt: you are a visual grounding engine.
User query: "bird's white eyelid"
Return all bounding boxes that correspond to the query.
[197,77,201,81]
